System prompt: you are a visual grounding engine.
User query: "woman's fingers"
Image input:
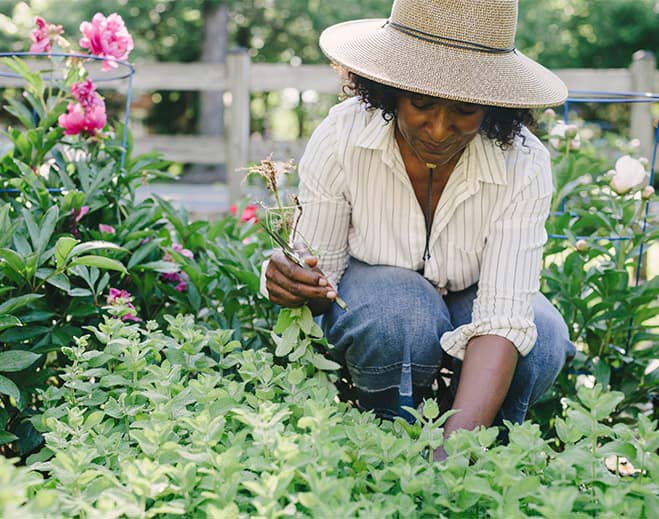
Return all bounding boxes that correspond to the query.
[266,250,337,307]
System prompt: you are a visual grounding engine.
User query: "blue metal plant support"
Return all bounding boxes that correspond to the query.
[0,51,135,194]
[554,89,659,355]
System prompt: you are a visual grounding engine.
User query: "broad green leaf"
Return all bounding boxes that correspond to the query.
[0,430,18,445]
[274,324,298,358]
[308,352,341,371]
[21,208,40,253]
[0,350,41,372]
[140,260,181,273]
[298,305,316,335]
[0,248,26,275]
[0,293,43,314]
[69,256,127,275]
[274,310,295,334]
[0,315,22,333]
[0,374,20,402]
[37,206,59,255]
[55,237,79,269]
[45,273,71,292]
[127,238,161,269]
[69,241,125,258]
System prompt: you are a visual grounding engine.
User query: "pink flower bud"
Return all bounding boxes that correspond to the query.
[99,224,116,234]
[642,185,655,200]
[543,108,556,119]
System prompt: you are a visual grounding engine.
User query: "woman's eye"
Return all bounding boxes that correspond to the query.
[412,102,435,111]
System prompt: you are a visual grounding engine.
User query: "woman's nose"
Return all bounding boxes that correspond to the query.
[426,107,454,142]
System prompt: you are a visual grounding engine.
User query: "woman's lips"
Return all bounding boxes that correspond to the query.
[419,140,452,155]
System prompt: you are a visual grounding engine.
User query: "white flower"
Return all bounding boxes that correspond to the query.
[629,138,641,150]
[609,155,647,195]
[576,374,595,389]
[549,121,580,150]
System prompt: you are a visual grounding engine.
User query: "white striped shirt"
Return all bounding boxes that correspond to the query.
[261,96,553,360]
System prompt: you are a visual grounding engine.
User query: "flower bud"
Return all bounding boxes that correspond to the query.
[543,108,556,119]
[609,155,647,195]
[642,185,655,200]
[575,239,588,252]
[565,124,579,139]
[629,138,641,150]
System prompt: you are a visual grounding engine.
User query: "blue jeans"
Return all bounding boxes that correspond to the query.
[318,257,576,426]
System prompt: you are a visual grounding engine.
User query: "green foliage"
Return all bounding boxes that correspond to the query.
[0,315,654,517]
[532,113,659,431]
[0,54,277,455]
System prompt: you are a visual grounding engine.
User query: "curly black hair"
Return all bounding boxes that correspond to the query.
[342,72,536,150]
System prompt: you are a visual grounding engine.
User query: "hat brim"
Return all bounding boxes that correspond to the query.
[319,19,567,109]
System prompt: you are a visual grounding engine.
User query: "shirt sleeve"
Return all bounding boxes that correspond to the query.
[259,114,351,298]
[440,150,553,360]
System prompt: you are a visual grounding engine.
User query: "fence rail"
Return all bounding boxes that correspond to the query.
[0,50,657,200]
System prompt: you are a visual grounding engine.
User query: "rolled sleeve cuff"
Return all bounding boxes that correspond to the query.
[440,317,538,360]
[259,259,270,299]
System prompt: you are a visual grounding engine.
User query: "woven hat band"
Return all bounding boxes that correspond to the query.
[384,20,515,54]
[391,0,517,50]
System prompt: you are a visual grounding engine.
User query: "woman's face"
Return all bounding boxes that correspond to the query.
[395,93,487,167]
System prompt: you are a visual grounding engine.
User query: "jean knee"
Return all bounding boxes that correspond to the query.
[524,296,574,404]
[325,267,451,391]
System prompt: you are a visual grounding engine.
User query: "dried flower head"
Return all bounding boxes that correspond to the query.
[242,154,296,194]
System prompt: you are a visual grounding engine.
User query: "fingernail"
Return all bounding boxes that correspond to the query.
[326,291,337,299]
[318,278,328,286]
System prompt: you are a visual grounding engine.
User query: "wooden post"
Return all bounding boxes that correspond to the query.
[629,50,656,168]
[227,49,251,201]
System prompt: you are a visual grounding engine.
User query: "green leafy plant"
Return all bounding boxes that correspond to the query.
[0,314,652,517]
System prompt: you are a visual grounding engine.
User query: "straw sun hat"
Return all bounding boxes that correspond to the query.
[319,0,568,109]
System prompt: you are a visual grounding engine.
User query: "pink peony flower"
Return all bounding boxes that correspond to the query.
[29,16,63,54]
[121,313,142,322]
[172,243,194,260]
[79,13,134,71]
[71,206,90,222]
[58,99,106,135]
[71,79,101,108]
[107,287,132,305]
[175,280,188,292]
[99,223,116,234]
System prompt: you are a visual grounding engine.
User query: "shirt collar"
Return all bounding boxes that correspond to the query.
[356,110,508,186]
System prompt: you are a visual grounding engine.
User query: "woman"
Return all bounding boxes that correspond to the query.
[261,0,576,459]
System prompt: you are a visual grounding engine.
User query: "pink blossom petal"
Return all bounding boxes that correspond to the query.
[98,224,116,234]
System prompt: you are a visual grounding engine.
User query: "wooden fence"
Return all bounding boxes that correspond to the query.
[1,49,658,201]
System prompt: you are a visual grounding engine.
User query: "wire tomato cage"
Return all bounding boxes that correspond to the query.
[0,51,135,194]
[551,89,659,356]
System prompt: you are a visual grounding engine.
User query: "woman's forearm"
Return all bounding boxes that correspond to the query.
[443,335,518,438]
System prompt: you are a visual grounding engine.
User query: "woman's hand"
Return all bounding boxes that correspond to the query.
[265,246,337,313]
